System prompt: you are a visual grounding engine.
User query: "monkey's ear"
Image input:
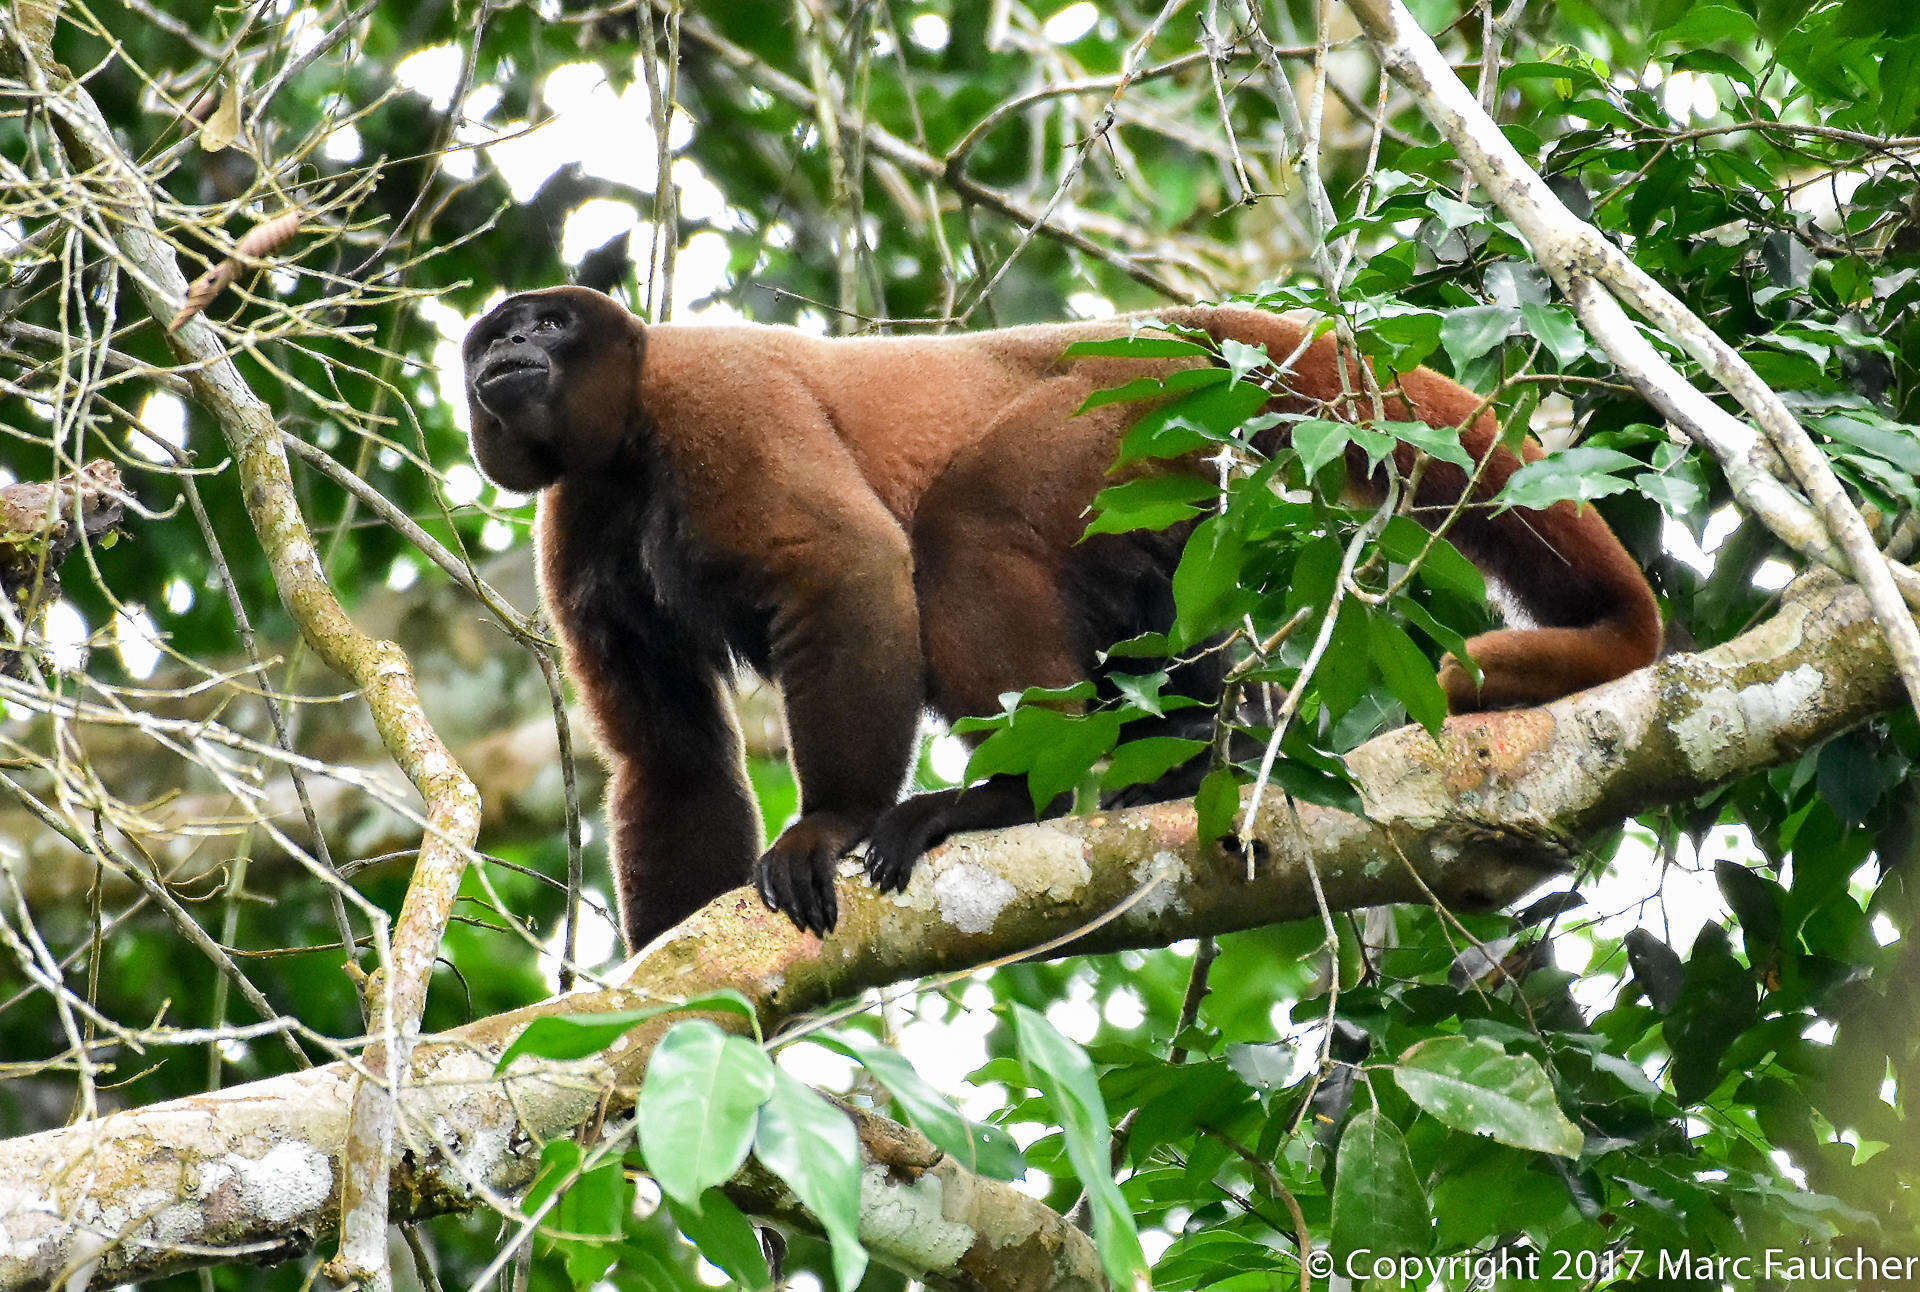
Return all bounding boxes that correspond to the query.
[467,398,561,492]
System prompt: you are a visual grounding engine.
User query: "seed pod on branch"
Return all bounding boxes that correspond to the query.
[167,209,303,333]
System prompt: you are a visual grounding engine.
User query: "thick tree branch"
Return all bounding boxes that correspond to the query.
[0,576,1901,1292]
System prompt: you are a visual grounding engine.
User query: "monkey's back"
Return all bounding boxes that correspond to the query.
[636,311,1263,524]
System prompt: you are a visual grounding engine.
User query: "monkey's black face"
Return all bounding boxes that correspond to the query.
[465,299,573,418]
[463,285,642,491]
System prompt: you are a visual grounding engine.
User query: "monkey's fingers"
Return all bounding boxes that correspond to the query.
[806,850,839,933]
[864,794,954,892]
[863,830,918,893]
[755,845,836,935]
[763,813,877,934]
[754,852,796,925]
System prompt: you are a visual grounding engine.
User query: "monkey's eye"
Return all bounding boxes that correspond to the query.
[535,315,563,332]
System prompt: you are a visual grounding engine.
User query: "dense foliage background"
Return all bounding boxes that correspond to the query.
[2,0,1918,1287]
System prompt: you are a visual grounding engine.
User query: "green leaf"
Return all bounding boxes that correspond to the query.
[1376,516,1486,604]
[667,1189,771,1289]
[497,990,762,1072]
[1495,447,1641,511]
[1757,0,1817,43]
[637,1021,775,1211]
[1317,599,1372,719]
[1368,617,1448,734]
[1111,373,1268,467]
[1499,59,1605,89]
[1665,924,1759,1103]
[820,1034,1027,1180]
[1396,1036,1584,1158]
[1079,364,1222,412]
[1395,595,1474,670]
[1102,736,1208,796]
[1427,192,1485,231]
[558,1155,630,1242]
[1012,1005,1150,1288]
[1624,928,1685,1012]
[1292,418,1351,479]
[1716,860,1784,948]
[967,706,1126,816]
[1634,449,1708,516]
[1224,1041,1292,1089]
[1063,334,1213,360]
[1356,307,1443,370]
[1628,156,1694,235]
[1439,305,1518,371]
[1841,451,1920,508]
[1266,736,1365,816]
[524,1141,631,1288]
[754,1069,867,1292]
[1194,764,1243,845]
[522,1139,584,1219]
[1519,302,1586,367]
[1218,338,1270,383]
[1170,513,1250,648]
[1110,669,1192,718]
[1331,1109,1432,1258]
[1284,534,1342,617]
[1381,418,1474,470]
[610,1235,706,1292]
[1816,414,1920,475]
[1084,474,1218,537]
[1101,630,1171,660]
[1659,3,1758,48]
[1816,729,1887,825]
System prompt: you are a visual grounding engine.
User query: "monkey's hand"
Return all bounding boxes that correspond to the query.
[756,812,868,935]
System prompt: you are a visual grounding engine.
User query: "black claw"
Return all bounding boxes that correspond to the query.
[864,821,917,894]
[780,871,802,928]
[818,852,840,932]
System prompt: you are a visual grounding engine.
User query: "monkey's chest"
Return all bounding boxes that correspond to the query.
[556,499,774,676]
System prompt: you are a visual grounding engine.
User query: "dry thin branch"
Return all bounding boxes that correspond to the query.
[0,21,481,1292]
[662,3,1191,300]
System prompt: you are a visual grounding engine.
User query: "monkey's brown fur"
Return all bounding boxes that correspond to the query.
[464,286,1660,947]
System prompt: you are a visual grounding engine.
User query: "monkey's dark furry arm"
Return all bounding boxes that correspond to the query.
[750,479,924,935]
